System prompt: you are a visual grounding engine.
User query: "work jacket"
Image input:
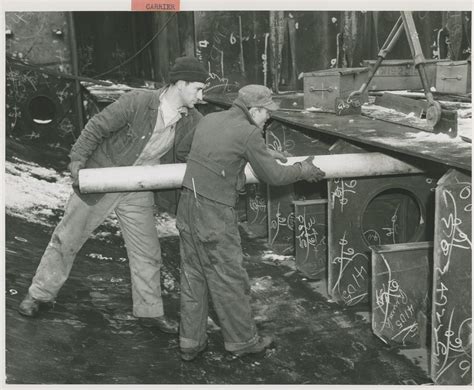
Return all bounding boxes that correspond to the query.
[69,87,202,203]
[182,98,304,207]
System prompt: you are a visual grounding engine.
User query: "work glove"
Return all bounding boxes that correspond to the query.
[68,161,85,187]
[267,148,290,163]
[297,156,325,183]
[236,170,247,194]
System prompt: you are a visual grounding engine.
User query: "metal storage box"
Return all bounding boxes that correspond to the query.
[435,60,471,94]
[361,59,442,91]
[303,67,369,111]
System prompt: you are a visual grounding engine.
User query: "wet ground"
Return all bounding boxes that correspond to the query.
[4,138,434,385]
[5,215,434,385]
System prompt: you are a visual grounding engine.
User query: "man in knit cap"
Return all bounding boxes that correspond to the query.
[176,84,325,360]
[18,56,208,334]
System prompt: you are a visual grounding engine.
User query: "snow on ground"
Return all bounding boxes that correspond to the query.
[5,156,178,238]
[362,92,472,140]
[5,157,72,225]
[362,103,472,142]
[261,250,296,271]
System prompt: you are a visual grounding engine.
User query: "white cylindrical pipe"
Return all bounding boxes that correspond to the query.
[79,153,424,194]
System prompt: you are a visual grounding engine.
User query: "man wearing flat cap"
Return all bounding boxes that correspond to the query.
[18,56,208,334]
[176,84,325,360]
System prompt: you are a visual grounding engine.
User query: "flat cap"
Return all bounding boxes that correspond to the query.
[238,84,278,111]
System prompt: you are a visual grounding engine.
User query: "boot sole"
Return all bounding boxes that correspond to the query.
[180,342,208,362]
[18,307,38,317]
[232,339,274,357]
[138,319,179,334]
[18,301,53,317]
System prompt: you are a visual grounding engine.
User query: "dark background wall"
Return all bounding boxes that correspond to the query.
[5,11,471,145]
[73,11,471,90]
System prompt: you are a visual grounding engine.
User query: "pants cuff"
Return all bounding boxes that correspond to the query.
[133,302,164,317]
[28,285,56,302]
[224,333,259,352]
[180,336,203,350]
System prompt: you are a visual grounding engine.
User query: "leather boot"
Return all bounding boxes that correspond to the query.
[18,293,51,317]
[232,336,274,357]
[180,339,208,362]
[138,316,179,334]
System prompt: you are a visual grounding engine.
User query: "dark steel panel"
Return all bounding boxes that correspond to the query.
[371,241,433,348]
[266,121,330,254]
[6,61,81,146]
[293,199,328,279]
[328,174,437,306]
[431,169,472,385]
[246,183,268,237]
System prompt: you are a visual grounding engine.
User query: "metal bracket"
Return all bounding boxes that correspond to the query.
[310,86,334,93]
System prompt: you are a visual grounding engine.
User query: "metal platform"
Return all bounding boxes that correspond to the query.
[204,93,471,172]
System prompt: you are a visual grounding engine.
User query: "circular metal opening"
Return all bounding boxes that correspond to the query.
[362,188,422,246]
[29,95,56,125]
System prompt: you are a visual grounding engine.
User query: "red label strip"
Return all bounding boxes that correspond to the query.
[131,0,180,11]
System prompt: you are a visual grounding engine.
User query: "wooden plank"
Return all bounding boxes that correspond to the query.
[375,92,427,117]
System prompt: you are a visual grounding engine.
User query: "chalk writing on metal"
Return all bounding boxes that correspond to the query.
[295,210,326,261]
[364,229,382,245]
[331,231,368,305]
[382,204,400,244]
[270,202,295,246]
[458,182,472,212]
[439,190,472,275]
[363,203,401,245]
[373,254,420,345]
[263,32,270,87]
[433,306,472,381]
[6,66,38,134]
[248,194,267,224]
[426,177,438,192]
[433,180,471,383]
[330,179,358,213]
[267,129,296,153]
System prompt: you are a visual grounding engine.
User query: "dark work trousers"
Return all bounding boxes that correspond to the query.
[177,188,259,353]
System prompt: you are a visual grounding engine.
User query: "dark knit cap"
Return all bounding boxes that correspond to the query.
[169,56,209,83]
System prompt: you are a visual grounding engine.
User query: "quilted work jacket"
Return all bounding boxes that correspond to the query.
[70,87,202,202]
[182,98,304,207]
[70,87,202,168]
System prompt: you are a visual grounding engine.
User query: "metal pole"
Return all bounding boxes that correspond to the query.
[79,153,424,194]
[67,12,85,135]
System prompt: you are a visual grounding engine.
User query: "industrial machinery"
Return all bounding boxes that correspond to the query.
[348,11,458,137]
